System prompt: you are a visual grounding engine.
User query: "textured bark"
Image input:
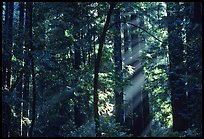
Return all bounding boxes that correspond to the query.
[93,3,116,137]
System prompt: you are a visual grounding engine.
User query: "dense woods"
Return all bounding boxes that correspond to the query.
[2,2,202,137]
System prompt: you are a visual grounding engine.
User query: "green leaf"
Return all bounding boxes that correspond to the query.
[64,29,72,38]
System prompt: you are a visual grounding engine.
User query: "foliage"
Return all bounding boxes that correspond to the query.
[59,116,132,137]
[140,2,173,136]
[2,2,202,137]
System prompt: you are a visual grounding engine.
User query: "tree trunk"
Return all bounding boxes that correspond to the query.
[93,3,116,137]
[113,9,124,125]
[22,2,32,136]
[166,2,188,132]
[73,4,85,127]
[192,2,202,24]
[123,16,130,56]
[6,2,14,89]
[27,2,37,137]
[2,2,9,89]
[16,2,25,136]
[2,101,11,137]
[130,13,139,55]
[185,2,202,132]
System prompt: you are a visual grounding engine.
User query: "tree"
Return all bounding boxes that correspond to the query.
[166,2,188,132]
[123,15,130,57]
[2,2,9,89]
[113,7,124,125]
[184,2,202,133]
[6,2,14,89]
[2,2,14,89]
[93,3,116,137]
[22,2,33,136]
[2,100,11,137]
[1,2,202,137]
[16,2,25,136]
[72,3,85,128]
[27,2,37,137]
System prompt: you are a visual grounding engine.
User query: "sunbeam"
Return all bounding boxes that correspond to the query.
[123,43,145,65]
[124,72,144,102]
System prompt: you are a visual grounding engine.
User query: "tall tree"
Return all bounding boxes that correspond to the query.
[22,2,32,137]
[6,2,14,89]
[26,2,37,137]
[185,2,202,132]
[72,3,85,128]
[113,8,124,125]
[123,13,133,135]
[166,2,188,132]
[93,3,116,137]
[16,2,25,136]
[2,2,9,89]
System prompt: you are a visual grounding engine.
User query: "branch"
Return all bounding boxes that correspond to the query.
[108,21,163,43]
[127,22,163,43]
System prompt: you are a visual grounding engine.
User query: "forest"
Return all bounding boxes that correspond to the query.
[1,2,202,137]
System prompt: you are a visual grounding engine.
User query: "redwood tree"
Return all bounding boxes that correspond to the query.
[166,2,188,132]
[113,7,124,125]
